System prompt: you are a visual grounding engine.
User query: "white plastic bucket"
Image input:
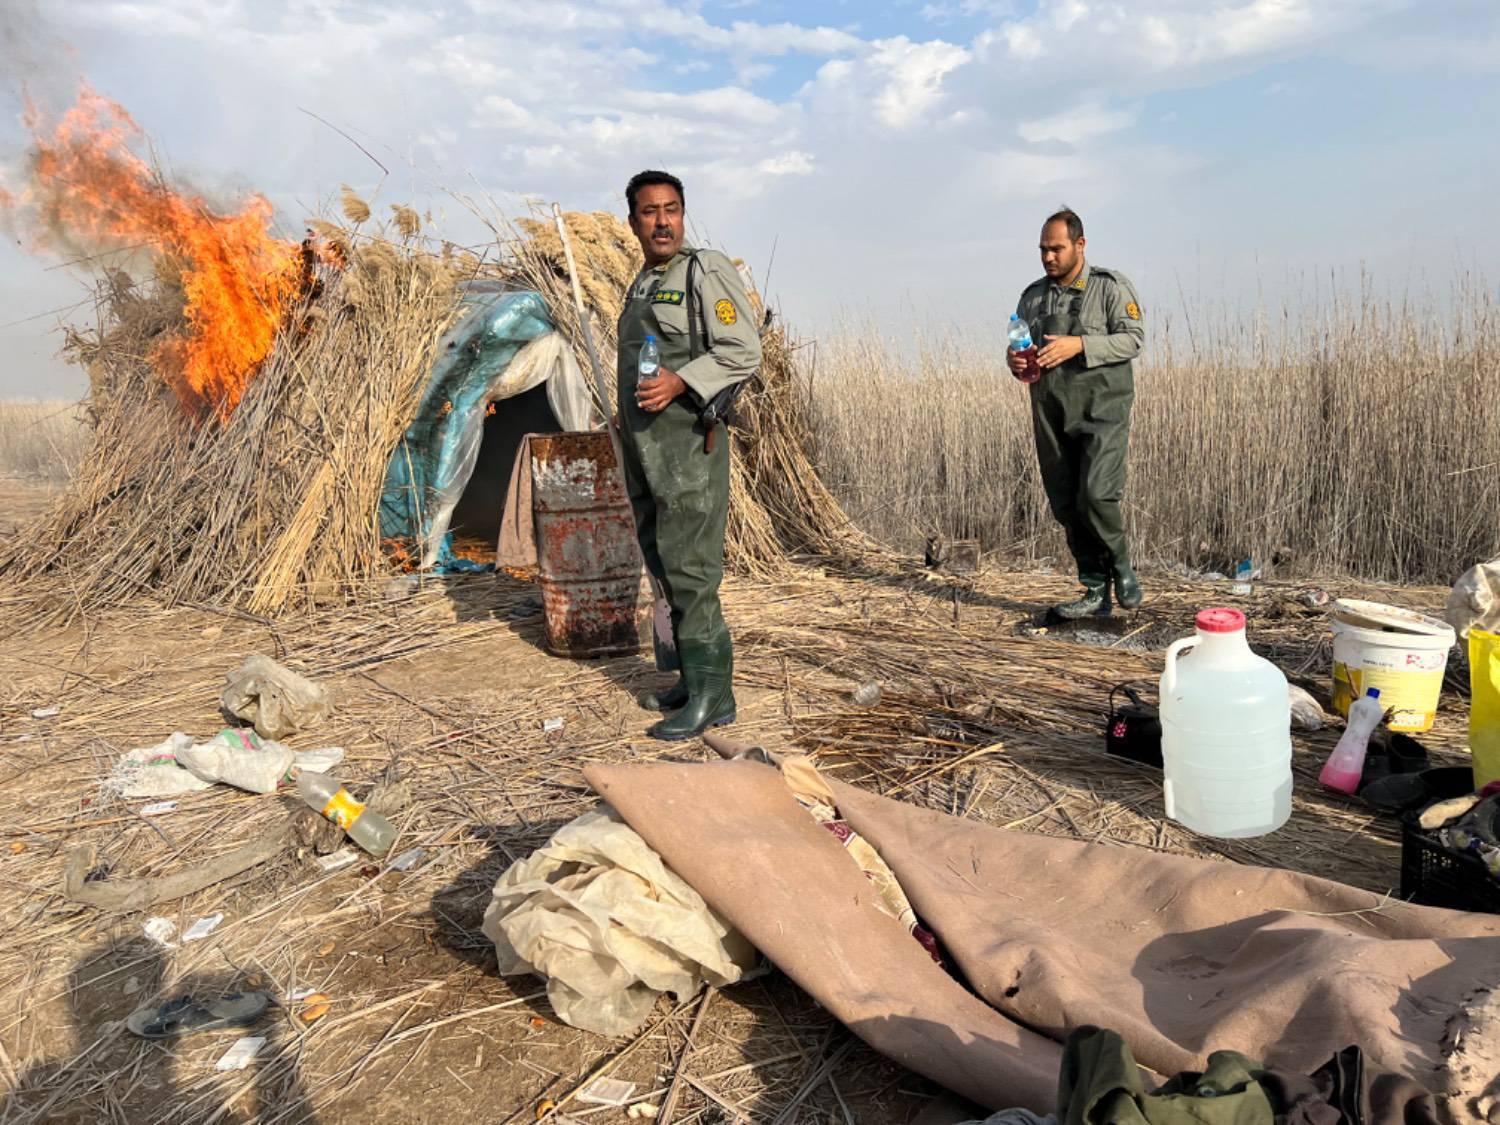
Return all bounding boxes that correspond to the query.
[1329,599,1455,733]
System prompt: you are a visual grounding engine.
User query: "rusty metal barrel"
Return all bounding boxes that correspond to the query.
[529,432,651,657]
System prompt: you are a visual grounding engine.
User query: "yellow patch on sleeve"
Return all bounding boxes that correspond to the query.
[1125,301,1140,320]
[714,299,738,326]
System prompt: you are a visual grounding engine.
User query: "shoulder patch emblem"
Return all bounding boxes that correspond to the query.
[1071,276,1087,290]
[714,299,737,325]
[1125,301,1141,320]
[652,289,685,305]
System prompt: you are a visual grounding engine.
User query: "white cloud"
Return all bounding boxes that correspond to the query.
[757,150,814,176]
[1018,101,1137,145]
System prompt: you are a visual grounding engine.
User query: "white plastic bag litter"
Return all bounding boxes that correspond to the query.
[175,729,294,795]
[481,807,756,1036]
[107,734,214,798]
[220,655,331,740]
[1288,684,1328,732]
[1446,558,1500,640]
[107,732,344,798]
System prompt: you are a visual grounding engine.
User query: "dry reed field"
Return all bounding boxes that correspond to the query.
[810,283,1500,585]
[0,400,88,483]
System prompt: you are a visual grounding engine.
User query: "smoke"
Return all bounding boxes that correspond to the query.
[0,0,80,112]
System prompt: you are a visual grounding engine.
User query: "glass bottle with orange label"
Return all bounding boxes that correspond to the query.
[296,772,397,856]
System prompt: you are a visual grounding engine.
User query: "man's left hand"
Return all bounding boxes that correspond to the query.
[636,368,686,412]
[1038,335,1084,369]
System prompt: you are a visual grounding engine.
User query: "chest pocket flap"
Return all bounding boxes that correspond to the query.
[651,297,691,340]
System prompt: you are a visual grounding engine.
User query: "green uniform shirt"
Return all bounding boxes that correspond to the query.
[616,244,761,405]
[1016,262,1144,370]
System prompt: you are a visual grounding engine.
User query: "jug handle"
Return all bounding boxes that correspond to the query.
[1162,637,1196,696]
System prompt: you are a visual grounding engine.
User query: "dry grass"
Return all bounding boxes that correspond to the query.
[0,558,1464,1123]
[811,281,1500,584]
[0,401,89,483]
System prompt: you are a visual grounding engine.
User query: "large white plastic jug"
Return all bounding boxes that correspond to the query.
[1159,608,1292,838]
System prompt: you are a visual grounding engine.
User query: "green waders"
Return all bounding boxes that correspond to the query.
[1030,306,1134,615]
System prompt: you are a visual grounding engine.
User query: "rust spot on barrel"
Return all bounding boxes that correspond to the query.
[530,432,650,657]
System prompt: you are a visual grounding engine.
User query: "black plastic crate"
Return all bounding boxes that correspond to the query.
[1399,817,1500,915]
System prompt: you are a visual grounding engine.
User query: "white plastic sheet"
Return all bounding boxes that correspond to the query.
[421,331,594,568]
[481,807,756,1036]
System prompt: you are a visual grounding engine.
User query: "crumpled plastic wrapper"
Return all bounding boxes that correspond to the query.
[1288,684,1328,732]
[1446,559,1500,640]
[220,654,332,740]
[481,807,757,1036]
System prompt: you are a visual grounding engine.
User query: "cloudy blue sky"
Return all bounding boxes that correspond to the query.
[2,0,1498,397]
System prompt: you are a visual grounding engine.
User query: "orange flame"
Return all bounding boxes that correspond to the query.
[9,87,301,419]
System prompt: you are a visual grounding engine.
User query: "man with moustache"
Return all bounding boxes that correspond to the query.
[615,170,761,740]
[1008,207,1145,618]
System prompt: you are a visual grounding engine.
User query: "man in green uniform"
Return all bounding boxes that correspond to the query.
[1008,207,1145,618]
[616,170,761,740]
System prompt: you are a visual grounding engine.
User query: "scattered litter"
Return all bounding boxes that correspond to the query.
[297,773,397,856]
[1301,589,1330,608]
[107,731,343,798]
[578,1077,637,1107]
[389,847,427,872]
[297,993,331,1023]
[542,716,564,733]
[289,987,319,1002]
[628,1104,661,1120]
[220,654,332,740]
[143,917,177,946]
[1230,582,1254,597]
[123,976,141,995]
[8,841,25,855]
[851,681,882,707]
[293,746,345,774]
[30,707,60,719]
[182,913,224,943]
[139,801,177,816]
[529,1016,547,1028]
[535,1098,557,1120]
[214,1035,266,1072]
[317,941,336,957]
[1288,685,1328,732]
[315,849,359,872]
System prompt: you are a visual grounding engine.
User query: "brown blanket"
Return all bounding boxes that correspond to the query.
[584,759,1500,1115]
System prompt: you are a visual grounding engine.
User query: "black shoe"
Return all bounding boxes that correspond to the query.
[1053,585,1107,620]
[1113,564,1143,610]
[639,678,688,712]
[650,639,736,741]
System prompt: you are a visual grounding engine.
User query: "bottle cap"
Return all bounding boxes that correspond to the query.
[1009,314,1019,321]
[1195,607,1246,634]
[645,334,656,342]
[1364,687,1381,699]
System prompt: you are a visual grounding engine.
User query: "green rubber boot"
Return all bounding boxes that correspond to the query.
[649,639,736,742]
[1112,563,1143,610]
[1052,574,1108,620]
[639,678,688,712]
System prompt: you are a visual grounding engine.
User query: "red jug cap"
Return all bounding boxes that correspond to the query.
[1196,608,1246,634]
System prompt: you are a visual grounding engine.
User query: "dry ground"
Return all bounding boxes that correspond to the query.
[0,480,1476,1125]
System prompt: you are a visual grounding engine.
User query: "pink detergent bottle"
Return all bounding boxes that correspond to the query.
[1319,687,1383,795]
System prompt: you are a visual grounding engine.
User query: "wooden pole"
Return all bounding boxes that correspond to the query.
[551,203,612,426]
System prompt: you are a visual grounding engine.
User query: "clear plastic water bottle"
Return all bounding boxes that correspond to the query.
[297,772,397,856]
[638,334,660,381]
[1007,315,1041,384]
[1319,687,1383,795]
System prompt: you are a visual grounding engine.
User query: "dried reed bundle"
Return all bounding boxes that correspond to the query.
[0,214,466,615]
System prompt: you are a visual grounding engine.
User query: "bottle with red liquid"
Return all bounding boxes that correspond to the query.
[1008,315,1041,384]
[1319,687,1383,795]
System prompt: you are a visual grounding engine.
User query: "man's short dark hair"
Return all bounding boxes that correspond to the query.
[625,170,685,216]
[1044,207,1084,242]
